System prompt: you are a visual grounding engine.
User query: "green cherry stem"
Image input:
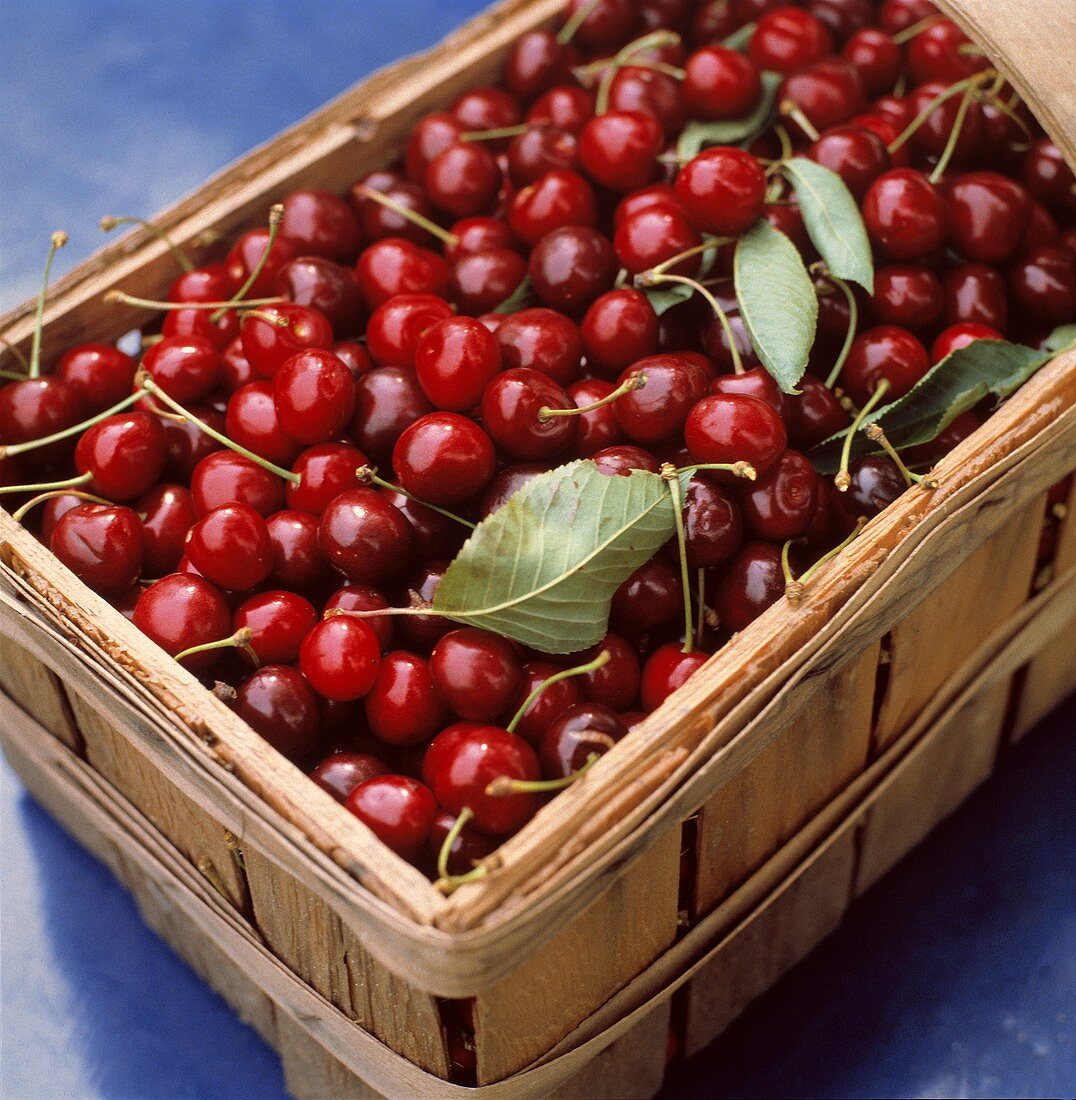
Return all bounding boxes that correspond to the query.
[138,373,300,485]
[887,70,995,154]
[928,84,977,183]
[485,752,600,797]
[592,30,682,114]
[538,370,646,422]
[0,471,92,497]
[676,461,758,481]
[356,466,476,529]
[100,215,195,273]
[890,13,943,44]
[210,203,284,322]
[645,236,733,279]
[835,380,890,492]
[506,650,611,736]
[864,423,938,488]
[695,569,708,648]
[11,489,114,524]
[823,275,859,389]
[354,186,459,248]
[787,517,867,602]
[174,627,260,667]
[780,538,798,587]
[436,807,475,882]
[104,290,285,312]
[778,100,820,142]
[0,389,143,461]
[27,231,68,380]
[556,0,602,45]
[661,463,694,655]
[0,369,28,382]
[460,124,530,142]
[0,335,30,373]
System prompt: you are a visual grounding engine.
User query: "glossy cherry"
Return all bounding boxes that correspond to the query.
[862,169,949,261]
[425,142,502,219]
[578,111,663,192]
[0,377,85,465]
[365,650,449,746]
[266,509,328,591]
[610,556,684,637]
[871,264,944,330]
[323,583,394,651]
[943,264,1008,331]
[842,325,930,405]
[273,256,365,338]
[842,28,902,94]
[1008,245,1076,324]
[614,203,704,277]
[234,665,321,760]
[504,31,576,101]
[426,809,497,877]
[682,46,761,120]
[640,644,709,711]
[778,58,866,136]
[55,343,136,414]
[138,484,197,577]
[310,752,390,803]
[750,7,833,73]
[807,124,890,200]
[682,475,744,568]
[945,172,1031,264]
[567,379,624,456]
[354,238,450,310]
[279,188,361,261]
[581,289,660,378]
[414,316,501,412]
[186,502,274,592]
[224,228,300,297]
[742,450,820,540]
[133,574,232,670]
[450,248,528,314]
[931,322,1003,362]
[713,541,785,632]
[241,302,334,378]
[832,454,905,532]
[351,366,434,462]
[508,169,598,246]
[233,590,318,666]
[675,147,766,236]
[272,349,355,444]
[50,503,143,595]
[346,775,438,861]
[539,702,627,778]
[528,226,617,313]
[481,367,577,460]
[225,381,302,467]
[191,450,285,517]
[392,412,496,505]
[684,393,788,481]
[300,616,381,701]
[787,375,851,450]
[615,355,710,446]
[284,442,366,515]
[75,411,168,501]
[318,488,414,583]
[430,628,523,724]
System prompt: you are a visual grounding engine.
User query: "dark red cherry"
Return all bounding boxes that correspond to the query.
[613,183,680,229]
[380,487,466,561]
[862,169,949,261]
[1008,245,1076,324]
[578,111,663,192]
[567,379,625,456]
[540,702,626,779]
[505,31,576,101]
[404,113,465,183]
[709,365,789,419]
[285,442,366,515]
[186,502,274,592]
[50,503,143,595]
[750,7,832,73]
[527,85,595,135]
[675,147,767,236]
[607,66,685,137]
[365,651,448,746]
[426,809,497,876]
[423,723,539,835]
[392,412,496,505]
[272,349,355,445]
[610,557,684,637]
[832,454,905,532]
[570,632,641,712]
[273,256,365,338]
[779,58,866,136]
[266,509,328,591]
[494,307,583,386]
[346,775,438,861]
[640,644,709,711]
[414,316,501,412]
[1020,201,1060,253]
[55,343,136,414]
[221,337,257,393]
[323,583,393,652]
[235,665,321,760]
[742,450,819,540]
[787,375,851,449]
[591,444,662,478]
[332,340,374,380]
[943,263,1008,331]
[481,368,577,461]
[563,0,636,48]
[808,124,890,200]
[878,0,937,35]
[508,662,584,746]
[280,189,361,262]
[430,628,524,724]
[225,228,300,297]
[683,475,743,568]
[615,354,710,445]
[425,142,502,219]
[37,494,85,543]
[394,559,454,654]
[842,325,930,405]
[905,80,983,161]
[684,393,788,481]
[906,18,988,85]
[133,574,231,670]
[682,46,761,121]
[714,541,785,632]
[931,322,1003,362]
[233,590,317,666]
[160,303,239,352]
[138,484,197,577]
[528,226,617,313]
[1021,139,1076,220]
[841,28,902,94]
[75,411,167,501]
[452,86,522,133]
[354,239,450,310]
[581,289,660,378]
[351,366,434,463]
[225,382,301,467]
[168,263,238,304]
[904,410,981,468]
[690,0,739,44]
[945,172,1031,264]
[365,294,455,370]
[318,488,413,583]
[479,463,549,517]
[300,616,381,701]
[614,203,704,276]
[450,248,528,314]
[142,335,222,404]
[310,752,389,804]
[351,172,439,247]
[0,377,84,465]
[191,451,285,517]
[445,216,519,262]
[871,264,944,330]
[508,169,598,247]
[241,302,334,379]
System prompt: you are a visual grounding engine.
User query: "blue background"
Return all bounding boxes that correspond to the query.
[0,2,1073,1097]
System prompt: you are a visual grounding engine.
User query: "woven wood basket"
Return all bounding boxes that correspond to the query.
[2,1,1074,1096]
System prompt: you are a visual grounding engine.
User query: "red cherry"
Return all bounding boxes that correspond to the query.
[405,113,465,183]
[508,661,584,746]
[423,723,540,835]
[394,559,454,653]
[943,263,1008,331]
[878,0,937,35]
[690,0,739,44]
[225,382,302,467]
[675,147,767,236]
[365,651,448,746]
[450,248,528,314]
[241,303,334,379]
[55,343,136,414]
[540,702,627,778]
[615,354,710,445]
[607,66,685,137]
[0,377,85,465]
[682,475,744,568]
[508,169,598,246]
[221,337,257,393]
[481,367,578,461]
[842,28,902,94]
[380,487,466,561]
[414,316,502,412]
[579,111,663,192]
[750,7,833,73]
[318,488,414,583]
[862,169,948,260]
[445,216,519,261]
[161,303,239,351]
[273,256,365,338]
[272,349,355,444]
[709,365,789,419]
[945,172,1031,264]
[430,628,524,724]
[186,503,274,592]
[778,58,866,135]
[133,573,231,670]
[50,503,143,595]
[169,263,238,304]
[285,442,366,515]
[138,484,197,577]
[906,18,988,85]
[346,775,438,861]
[392,412,496,505]
[581,289,660,378]
[225,228,300,297]
[713,541,785,631]
[351,366,433,463]
[904,410,981,468]
[842,324,930,405]
[332,340,374,379]
[567,378,624,456]
[310,751,389,804]
[323,583,394,651]
[614,203,704,276]
[352,171,438,247]
[279,189,361,261]
[682,46,761,120]
[563,0,637,48]
[495,308,584,387]
[742,450,819,540]
[235,665,321,761]
[452,86,522,133]
[684,393,788,481]
[426,809,497,877]
[905,80,983,162]
[424,142,502,218]
[505,31,577,101]
[931,322,1003,362]
[787,375,851,449]
[233,590,317,666]
[527,85,596,135]
[640,643,709,710]
[592,444,662,478]
[480,463,549,517]
[528,226,617,313]
[568,632,641,712]
[354,238,450,310]
[1021,139,1076,220]
[75,411,167,501]
[832,454,905,532]
[1008,245,1076,324]
[366,294,455,370]
[871,264,944,330]
[807,124,890,200]
[300,616,381,701]
[266,510,328,591]
[610,557,684,636]
[191,451,285,517]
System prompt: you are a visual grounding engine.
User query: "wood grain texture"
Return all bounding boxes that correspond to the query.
[0,634,80,750]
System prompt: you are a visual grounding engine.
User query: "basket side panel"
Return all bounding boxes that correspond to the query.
[855,678,1010,896]
[0,635,81,750]
[871,496,1044,753]
[682,827,857,1058]
[692,641,878,917]
[473,826,681,1084]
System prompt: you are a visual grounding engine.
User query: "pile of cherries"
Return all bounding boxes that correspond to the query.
[1,0,1074,892]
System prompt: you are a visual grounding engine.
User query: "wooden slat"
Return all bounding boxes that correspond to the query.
[0,635,81,750]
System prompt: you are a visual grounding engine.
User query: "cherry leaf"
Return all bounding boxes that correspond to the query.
[1044,323,1076,353]
[676,71,782,161]
[780,157,875,294]
[734,219,818,394]
[433,461,677,653]
[809,339,1053,472]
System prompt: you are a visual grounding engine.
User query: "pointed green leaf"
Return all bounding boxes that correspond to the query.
[642,280,696,316]
[1044,323,1076,353]
[433,461,677,654]
[809,339,1052,472]
[734,219,818,394]
[781,157,874,294]
[676,71,781,160]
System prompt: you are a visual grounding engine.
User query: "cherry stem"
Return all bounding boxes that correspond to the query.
[774,124,794,165]
[104,290,285,312]
[891,13,943,44]
[556,0,602,45]
[460,124,530,142]
[0,471,92,497]
[538,370,646,422]
[778,100,819,142]
[661,463,694,654]
[791,517,867,597]
[241,309,291,329]
[174,627,259,667]
[138,373,301,485]
[676,461,757,481]
[929,84,976,183]
[486,752,600,797]
[780,538,798,587]
[0,335,31,373]
[100,215,195,273]
[27,231,67,380]
[637,272,744,374]
[646,237,732,279]
[823,276,859,389]
[835,380,890,492]
[0,389,143,460]
[0,369,28,382]
[887,70,995,154]
[355,186,459,248]
[506,650,611,735]
[695,569,707,648]
[211,204,284,322]
[593,30,681,114]
[864,423,937,489]
[11,489,114,524]
[355,466,476,529]
[435,806,475,881]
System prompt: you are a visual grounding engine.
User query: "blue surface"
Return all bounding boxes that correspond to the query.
[0,3,1073,1097]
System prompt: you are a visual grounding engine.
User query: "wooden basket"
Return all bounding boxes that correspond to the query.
[2,1,1074,1095]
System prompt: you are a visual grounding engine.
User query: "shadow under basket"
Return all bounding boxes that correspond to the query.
[2,0,1075,1095]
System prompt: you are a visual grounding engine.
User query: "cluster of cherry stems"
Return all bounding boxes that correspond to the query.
[1,0,1074,920]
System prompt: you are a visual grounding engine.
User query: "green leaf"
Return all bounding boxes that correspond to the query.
[733,219,818,394]
[781,157,874,294]
[432,462,677,654]
[1044,323,1076,353]
[676,71,781,161]
[809,339,1052,472]
[642,280,696,316]
[493,276,538,314]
